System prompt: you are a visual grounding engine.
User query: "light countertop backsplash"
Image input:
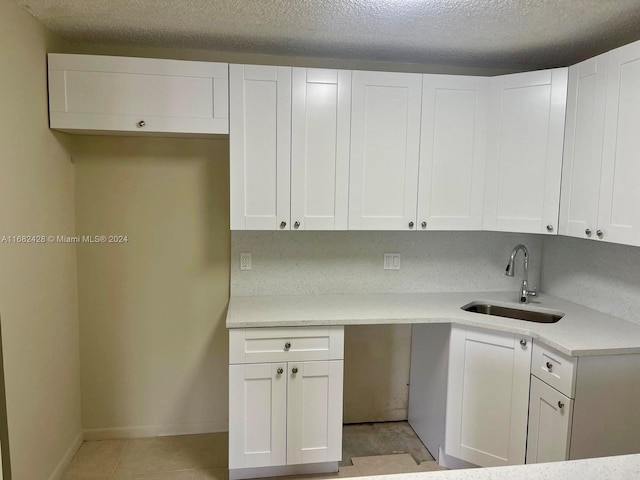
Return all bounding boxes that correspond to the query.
[542,235,640,325]
[231,231,542,296]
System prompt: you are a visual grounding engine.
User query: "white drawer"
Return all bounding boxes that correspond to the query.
[229,326,344,364]
[531,342,577,398]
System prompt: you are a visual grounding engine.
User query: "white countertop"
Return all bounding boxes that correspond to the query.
[226,291,640,356]
[358,454,640,480]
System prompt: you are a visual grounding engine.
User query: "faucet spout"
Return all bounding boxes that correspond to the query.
[505,244,536,303]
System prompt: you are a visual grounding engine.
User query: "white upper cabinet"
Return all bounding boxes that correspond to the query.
[598,41,640,246]
[559,55,608,240]
[446,325,532,468]
[230,64,292,230]
[418,75,490,231]
[291,69,351,230]
[484,68,568,234]
[349,71,422,230]
[48,54,229,136]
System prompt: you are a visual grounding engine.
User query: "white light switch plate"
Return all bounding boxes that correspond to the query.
[240,252,251,270]
[384,253,401,270]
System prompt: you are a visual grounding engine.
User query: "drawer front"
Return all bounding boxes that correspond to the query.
[229,326,344,364]
[531,342,577,397]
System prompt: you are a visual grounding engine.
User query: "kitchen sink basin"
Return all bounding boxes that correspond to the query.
[462,302,564,323]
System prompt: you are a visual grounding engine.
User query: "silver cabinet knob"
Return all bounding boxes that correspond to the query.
[277,368,283,375]
[585,228,592,237]
[519,339,527,347]
[280,221,287,229]
[597,230,604,238]
[546,224,554,232]
[558,401,565,409]
[408,221,414,228]
[421,222,427,229]
[546,362,553,371]
[294,221,300,229]
[136,120,146,128]
[292,367,298,374]
[284,342,291,350]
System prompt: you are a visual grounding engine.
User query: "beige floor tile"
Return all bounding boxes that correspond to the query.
[112,471,195,480]
[114,433,228,476]
[62,439,128,479]
[177,433,229,469]
[192,468,229,480]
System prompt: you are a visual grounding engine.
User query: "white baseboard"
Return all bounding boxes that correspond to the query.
[48,431,83,480]
[84,422,227,441]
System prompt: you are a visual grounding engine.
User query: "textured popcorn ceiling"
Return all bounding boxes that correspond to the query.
[15,0,640,68]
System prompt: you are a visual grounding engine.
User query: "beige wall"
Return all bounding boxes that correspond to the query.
[73,136,230,438]
[0,1,81,479]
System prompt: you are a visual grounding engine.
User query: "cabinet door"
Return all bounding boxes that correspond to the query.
[291,68,351,230]
[446,325,532,467]
[230,64,291,230]
[48,54,229,135]
[559,55,608,240]
[287,360,343,465]
[526,376,573,464]
[484,68,568,234]
[349,71,422,230]
[229,363,287,469]
[418,75,489,230]
[598,41,640,246]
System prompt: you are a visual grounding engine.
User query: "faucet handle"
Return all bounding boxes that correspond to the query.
[529,287,538,297]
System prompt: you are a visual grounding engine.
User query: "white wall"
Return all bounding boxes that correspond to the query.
[0,2,82,479]
[231,231,542,421]
[542,236,640,325]
[73,136,231,439]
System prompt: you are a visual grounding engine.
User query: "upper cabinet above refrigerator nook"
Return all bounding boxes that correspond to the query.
[48,54,229,136]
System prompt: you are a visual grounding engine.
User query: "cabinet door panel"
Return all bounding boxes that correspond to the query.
[446,325,531,467]
[559,56,608,239]
[598,42,640,246]
[484,69,567,234]
[526,376,573,464]
[349,71,422,230]
[48,54,229,135]
[229,363,287,469]
[230,64,291,230]
[287,360,343,465]
[291,68,351,230]
[418,75,489,230]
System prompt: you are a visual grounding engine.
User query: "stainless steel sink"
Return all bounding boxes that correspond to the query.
[462,302,564,323]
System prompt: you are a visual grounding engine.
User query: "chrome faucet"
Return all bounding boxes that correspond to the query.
[505,244,537,304]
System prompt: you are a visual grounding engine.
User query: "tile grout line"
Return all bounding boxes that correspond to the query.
[109,438,130,479]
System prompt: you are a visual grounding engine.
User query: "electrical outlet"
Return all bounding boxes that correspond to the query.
[240,252,251,270]
[383,253,401,270]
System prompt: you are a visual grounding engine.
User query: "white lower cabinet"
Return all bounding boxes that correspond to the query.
[286,361,344,465]
[526,376,573,464]
[445,325,532,467]
[229,363,287,469]
[229,327,344,478]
